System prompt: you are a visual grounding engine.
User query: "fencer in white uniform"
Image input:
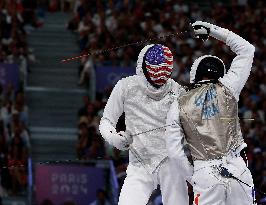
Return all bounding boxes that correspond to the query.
[99,44,191,205]
[165,21,256,205]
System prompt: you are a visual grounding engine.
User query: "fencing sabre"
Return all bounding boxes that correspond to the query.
[129,117,254,138]
[62,23,196,62]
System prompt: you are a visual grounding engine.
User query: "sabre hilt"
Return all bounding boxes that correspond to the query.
[219,166,234,178]
[192,24,210,41]
[219,166,249,186]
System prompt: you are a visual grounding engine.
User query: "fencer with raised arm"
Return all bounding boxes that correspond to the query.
[166,21,256,205]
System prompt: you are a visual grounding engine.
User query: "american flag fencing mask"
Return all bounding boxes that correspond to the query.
[143,44,173,88]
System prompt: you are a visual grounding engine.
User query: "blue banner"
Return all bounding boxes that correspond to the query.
[0,63,20,91]
[35,164,105,205]
[96,66,135,92]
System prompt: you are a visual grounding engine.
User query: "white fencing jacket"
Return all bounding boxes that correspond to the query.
[99,45,185,173]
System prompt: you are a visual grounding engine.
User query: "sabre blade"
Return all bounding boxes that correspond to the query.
[131,123,177,137]
[61,30,190,62]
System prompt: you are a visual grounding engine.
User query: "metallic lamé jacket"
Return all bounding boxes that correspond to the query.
[179,82,244,161]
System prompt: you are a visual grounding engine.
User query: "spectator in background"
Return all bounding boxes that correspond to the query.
[89,189,111,205]
[5,84,15,102]
[7,134,28,195]
[85,133,105,159]
[0,120,8,197]
[76,118,91,159]
[78,95,90,117]
[41,199,54,205]
[76,119,105,160]
[0,0,33,198]
[0,0,37,87]
[77,13,94,51]
[13,91,28,126]
[18,122,30,149]
[62,201,76,205]
[1,99,12,136]
[0,80,30,197]
[77,97,102,133]
[78,56,96,102]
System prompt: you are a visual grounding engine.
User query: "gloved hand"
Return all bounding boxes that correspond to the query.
[192,21,230,42]
[118,131,133,146]
[192,21,211,41]
[110,130,133,151]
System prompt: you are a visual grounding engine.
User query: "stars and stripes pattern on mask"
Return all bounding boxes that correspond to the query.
[144,44,173,86]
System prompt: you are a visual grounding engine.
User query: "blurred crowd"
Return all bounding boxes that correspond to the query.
[0,85,30,196]
[0,0,40,87]
[0,0,36,198]
[71,0,266,204]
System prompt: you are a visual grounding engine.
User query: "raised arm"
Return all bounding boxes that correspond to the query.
[99,80,131,150]
[217,27,255,101]
[192,21,255,101]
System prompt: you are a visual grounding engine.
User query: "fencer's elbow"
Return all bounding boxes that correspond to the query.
[245,43,256,57]
[229,33,255,56]
[238,44,255,56]
[99,118,107,137]
[99,119,111,145]
[99,117,116,139]
[241,42,255,57]
[246,44,255,56]
[99,118,103,132]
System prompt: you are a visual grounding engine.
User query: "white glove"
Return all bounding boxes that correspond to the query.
[109,130,133,151]
[192,21,211,41]
[99,118,133,151]
[192,21,230,42]
[118,131,133,147]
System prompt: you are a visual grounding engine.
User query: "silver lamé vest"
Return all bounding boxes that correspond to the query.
[179,82,244,161]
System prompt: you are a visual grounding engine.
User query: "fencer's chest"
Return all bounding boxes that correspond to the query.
[125,86,175,121]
